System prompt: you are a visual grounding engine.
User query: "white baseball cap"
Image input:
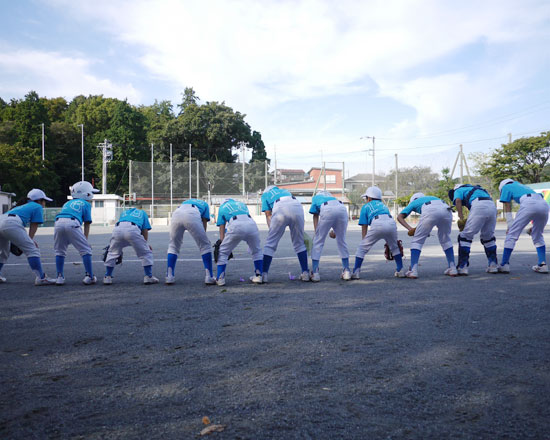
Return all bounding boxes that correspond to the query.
[264,185,277,193]
[317,190,332,197]
[410,192,425,202]
[362,186,382,200]
[454,183,466,190]
[499,178,514,192]
[27,188,52,202]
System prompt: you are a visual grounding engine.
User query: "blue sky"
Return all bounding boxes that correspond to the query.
[1,0,550,178]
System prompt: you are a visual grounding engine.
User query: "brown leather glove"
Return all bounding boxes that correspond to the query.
[408,228,416,237]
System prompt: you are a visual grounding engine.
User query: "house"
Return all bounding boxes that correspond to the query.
[0,188,16,214]
[276,167,345,198]
[344,173,386,192]
[275,169,306,183]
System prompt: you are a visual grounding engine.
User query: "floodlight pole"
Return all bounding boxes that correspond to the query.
[41,123,45,165]
[78,124,84,180]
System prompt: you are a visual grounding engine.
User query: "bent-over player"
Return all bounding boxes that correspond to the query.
[498,179,548,273]
[215,198,262,286]
[166,198,215,285]
[0,189,55,285]
[103,208,159,284]
[352,186,405,279]
[448,183,498,275]
[397,192,457,278]
[309,190,350,281]
[261,185,310,282]
[54,181,99,285]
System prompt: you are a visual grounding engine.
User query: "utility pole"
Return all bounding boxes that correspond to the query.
[41,123,45,164]
[508,133,512,143]
[78,124,84,180]
[240,142,246,197]
[96,139,113,194]
[395,154,398,217]
[361,136,375,186]
[189,144,192,198]
[274,145,278,185]
[151,143,154,219]
[450,144,472,184]
[170,143,173,213]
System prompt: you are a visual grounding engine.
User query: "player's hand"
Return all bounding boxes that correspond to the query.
[329,230,336,239]
[457,219,466,231]
[33,240,39,248]
[526,227,532,236]
[408,228,416,237]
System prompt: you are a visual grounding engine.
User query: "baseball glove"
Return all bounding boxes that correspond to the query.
[408,228,416,237]
[384,240,404,261]
[213,239,233,263]
[329,229,336,239]
[10,243,23,256]
[102,245,123,265]
[457,219,466,231]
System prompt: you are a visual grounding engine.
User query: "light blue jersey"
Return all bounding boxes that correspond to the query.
[359,200,391,226]
[453,185,491,209]
[182,199,210,220]
[261,187,292,212]
[499,181,536,204]
[217,199,250,226]
[309,194,337,215]
[56,199,92,224]
[400,196,440,218]
[7,201,44,227]
[118,208,152,231]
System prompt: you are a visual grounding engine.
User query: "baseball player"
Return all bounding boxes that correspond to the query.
[352,186,405,279]
[261,185,310,282]
[498,179,548,273]
[215,198,263,286]
[397,192,457,278]
[309,190,350,281]
[54,181,99,285]
[103,208,159,284]
[166,198,215,285]
[448,183,498,275]
[0,189,55,285]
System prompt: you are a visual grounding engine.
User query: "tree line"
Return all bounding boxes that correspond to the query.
[0,88,268,204]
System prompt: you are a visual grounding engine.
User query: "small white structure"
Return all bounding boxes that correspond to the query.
[91,194,124,225]
[0,188,16,214]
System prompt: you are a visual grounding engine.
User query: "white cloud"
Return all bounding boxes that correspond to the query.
[0,47,141,102]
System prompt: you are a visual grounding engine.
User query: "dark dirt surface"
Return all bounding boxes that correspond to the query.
[1,224,549,439]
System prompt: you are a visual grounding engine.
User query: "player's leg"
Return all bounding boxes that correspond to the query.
[68,223,95,284]
[186,218,215,283]
[129,229,157,284]
[0,225,10,282]
[436,208,456,276]
[103,229,126,283]
[288,205,309,280]
[384,221,404,276]
[216,225,242,285]
[166,210,185,282]
[479,205,498,272]
[262,212,287,276]
[332,207,350,277]
[530,199,549,272]
[53,223,69,284]
[243,221,263,283]
[408,213,435,278]
[353,225,382,279]
[311,213,333,280]
[500,204,533,271]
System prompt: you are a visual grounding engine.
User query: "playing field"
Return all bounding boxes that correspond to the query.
[1,223,549,439]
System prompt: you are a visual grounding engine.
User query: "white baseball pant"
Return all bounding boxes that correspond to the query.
[356,215,400,258]
[54,218,92,257]
[0,214,40,263]
[218,215,262,266]
[168,204,211,256]
[105,221,153,267]
[312,200,349,260]
[264,197,306,257]
[459,199,497,249]
[505,193,549,250]
[411,201,453,251]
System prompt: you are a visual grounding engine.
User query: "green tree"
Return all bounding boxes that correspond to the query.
[476,132,550,185]
[139,99,174,147]
[12,91,50,149]
[178,87,199,115]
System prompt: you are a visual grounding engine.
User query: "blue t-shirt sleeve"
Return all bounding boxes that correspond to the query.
[400,203,414,218]
[358,205,368,225]
[216,210,227,226]
[261,195,272,212]
[30,203,44,223]
[83,203,92,223]
[142,212,152,230]
[202,203,210,220]
[499,186,512,203]
[309,197,321,214]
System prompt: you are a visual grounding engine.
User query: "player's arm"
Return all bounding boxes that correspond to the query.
[397,213,413,233]
[141,229,149,241]
[219,224,226,241]
[202,218,208,231]
[264,210,272,228]
[455,199,464,221]
[83,221,91,239]
[313,213,319,231]
[28,222,40,240]
[361,224,368,239]
[502,201,513,231]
